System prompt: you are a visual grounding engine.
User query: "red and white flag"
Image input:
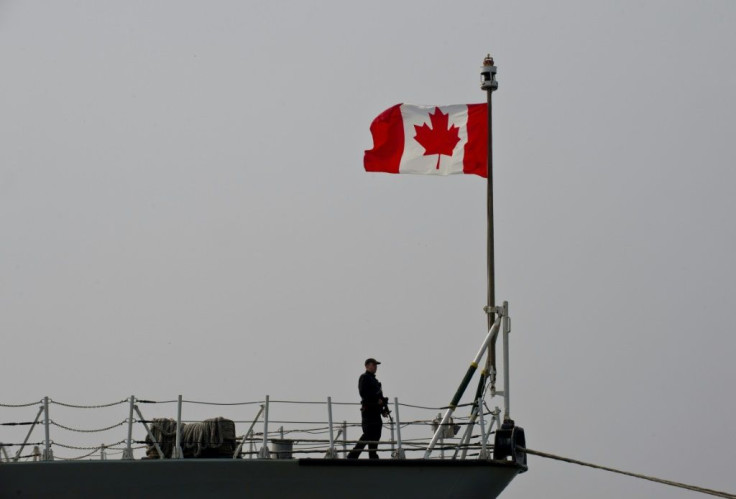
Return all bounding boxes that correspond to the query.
[364,103,487,177]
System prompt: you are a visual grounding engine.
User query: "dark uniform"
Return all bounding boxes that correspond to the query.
[347,366,387,459]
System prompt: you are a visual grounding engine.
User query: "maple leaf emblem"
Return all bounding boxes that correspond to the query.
[413,107,461,170]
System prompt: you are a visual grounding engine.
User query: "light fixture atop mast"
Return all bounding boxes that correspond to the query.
[480,54,498,92]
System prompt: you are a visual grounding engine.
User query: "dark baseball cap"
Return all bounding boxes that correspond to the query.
[365,358,381,366]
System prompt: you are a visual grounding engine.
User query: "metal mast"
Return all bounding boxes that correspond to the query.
[480,55,499,387]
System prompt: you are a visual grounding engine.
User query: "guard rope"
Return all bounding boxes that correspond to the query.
[53,440,125,451]
[50,419,127,433]
[182,400,263,406]
[50,399,127,409]
[524,448,736,499]
[52,448,103,460]
[0,400,42,408]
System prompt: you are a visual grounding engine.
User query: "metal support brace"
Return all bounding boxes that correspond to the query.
[1,443,10,462]
[42,396,53,461]
[454,404,478,460]
[135,406,165,459]
[13,405,44,462]
[172,395,183,459]
[342,421,348,458]
[233,404,265,458]
[502,301,511,421]
[325,397,338,458]
[487,406,502,448]
[122,395,135,460]
[424,317,502,458]
[134,405,165,459]
[478,392,490,460]
[392,398,405,459]
[258,395,271,459]
[389,417,395,454]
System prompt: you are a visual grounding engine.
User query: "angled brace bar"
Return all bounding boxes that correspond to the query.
[134,405,165,459]
[424,316,502,459]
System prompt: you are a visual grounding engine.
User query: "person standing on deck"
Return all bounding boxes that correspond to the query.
[347,358,389,459]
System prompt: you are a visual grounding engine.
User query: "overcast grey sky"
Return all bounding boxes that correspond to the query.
[2,1,735,497]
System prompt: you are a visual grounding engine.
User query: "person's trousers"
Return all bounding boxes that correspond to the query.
[347,410,382,459]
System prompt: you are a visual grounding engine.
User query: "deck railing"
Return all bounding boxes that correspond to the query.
[0,394,502,462]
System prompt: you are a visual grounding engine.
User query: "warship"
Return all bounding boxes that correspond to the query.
[0,56,528,498]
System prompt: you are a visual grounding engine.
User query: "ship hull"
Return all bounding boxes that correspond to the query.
[0,458,524,499]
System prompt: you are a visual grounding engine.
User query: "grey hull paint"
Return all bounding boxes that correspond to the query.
[0,459,524,499]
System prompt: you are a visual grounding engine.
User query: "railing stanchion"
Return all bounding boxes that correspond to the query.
[123,395,135,459]
[258,395,270,458]
[389,416,395,455]
[502,301,511,421]
[42,396,53,461]
[393,398,405,459]
[478,395,490,459]
[325,397,337,458]
[173,395,183,459]
[342,421,348,458]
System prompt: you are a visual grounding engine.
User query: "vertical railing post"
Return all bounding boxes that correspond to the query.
[42,396,53,461]
[258,395,270,458]
[502,301,511,421]
[342,421,347,458]
[100,444,107,460]
[389,417,395,455]
[393,398,405,459]
[123,395,135,459]
[173,395,183,459]
[478,393,490,459]
[325,397,337,458]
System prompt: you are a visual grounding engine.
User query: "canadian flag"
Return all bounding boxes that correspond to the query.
[364,103,487,177]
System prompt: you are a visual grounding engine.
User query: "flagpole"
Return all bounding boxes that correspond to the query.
[481,55,499,391]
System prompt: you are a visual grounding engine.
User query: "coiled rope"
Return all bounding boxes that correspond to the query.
[524,448,736,499]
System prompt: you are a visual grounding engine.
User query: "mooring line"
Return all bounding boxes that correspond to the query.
[524,448,736,499]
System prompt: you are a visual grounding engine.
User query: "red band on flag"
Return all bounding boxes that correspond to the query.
[464,104,488,178]
[363,104,405,174]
